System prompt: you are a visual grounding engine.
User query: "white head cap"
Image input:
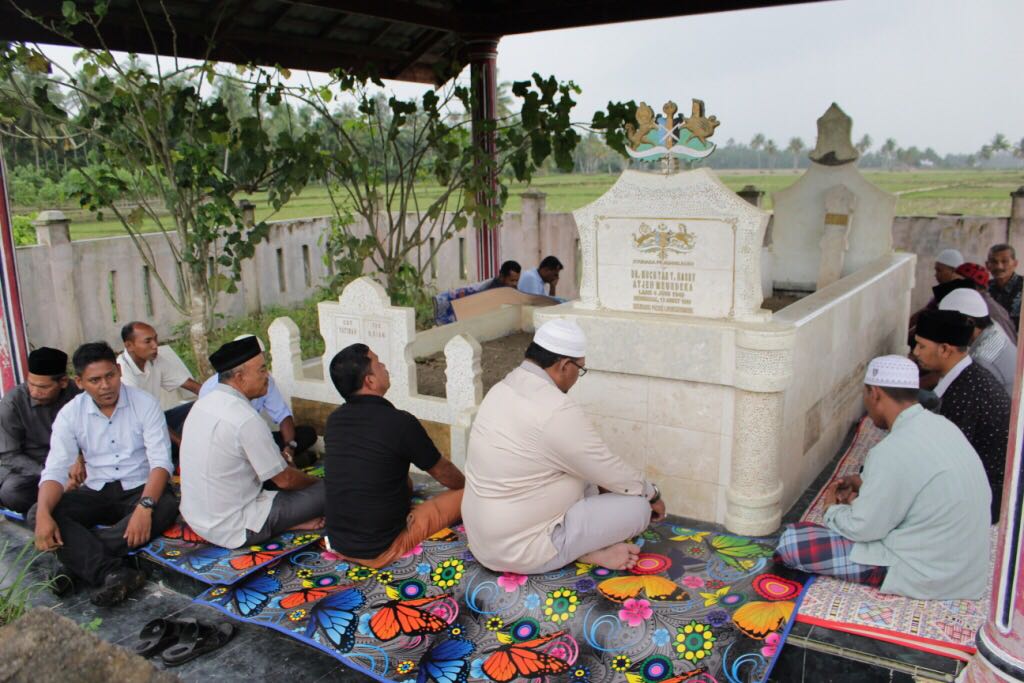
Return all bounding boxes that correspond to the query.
[234,333,265,352]
[533,319,586,358]
[864,355,920,390]
[939,289,988,319]
[935,249,964,268]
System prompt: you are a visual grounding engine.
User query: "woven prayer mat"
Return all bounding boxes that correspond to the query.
[795,415,993,660]
[195,521,812,683]
[141,520,323,586]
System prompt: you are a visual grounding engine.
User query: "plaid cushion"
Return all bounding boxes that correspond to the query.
[775,522,887,587]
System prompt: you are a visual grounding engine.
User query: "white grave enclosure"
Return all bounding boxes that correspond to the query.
[270,104,916,536]
[535,165,915,535]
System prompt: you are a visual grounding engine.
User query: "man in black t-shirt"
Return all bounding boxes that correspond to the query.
[323,343,465,567]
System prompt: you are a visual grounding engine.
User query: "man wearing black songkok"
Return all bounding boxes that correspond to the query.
[0,348,79,513]
[913,309,1010,523]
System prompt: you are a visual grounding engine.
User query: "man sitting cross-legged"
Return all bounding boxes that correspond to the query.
[0,347,79,513]
[462,319,664,574]
[776,355,991,600]
[324,343,465,568]
[180,337,324,548]
[30,342,178,606]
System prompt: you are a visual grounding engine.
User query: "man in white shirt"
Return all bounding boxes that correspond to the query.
[180,337,324,549]
[517,256,564,298]
[463,319,664,574]
[198,336,317,468]
[31,342,177,607]
[117,321,201,457]
[776,355,990,599]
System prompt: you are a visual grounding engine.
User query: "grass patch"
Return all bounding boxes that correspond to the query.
[0,541,53,627]
[168,295,329,377]
[16,169,1024,241]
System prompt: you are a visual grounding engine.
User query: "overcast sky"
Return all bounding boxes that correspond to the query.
[388,0,1022,155]
[38,0,1021,156]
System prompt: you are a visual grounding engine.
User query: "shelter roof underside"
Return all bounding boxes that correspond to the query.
[1,0,817,82]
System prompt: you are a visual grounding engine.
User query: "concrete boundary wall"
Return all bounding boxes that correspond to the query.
[15,189,1022,353]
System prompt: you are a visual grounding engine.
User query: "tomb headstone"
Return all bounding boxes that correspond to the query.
[771,103,896,290]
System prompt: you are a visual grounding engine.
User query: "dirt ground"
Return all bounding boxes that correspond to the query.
[415,331,533,398]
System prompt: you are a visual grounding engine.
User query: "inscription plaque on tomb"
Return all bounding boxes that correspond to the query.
[595,217,736,318]
[332,314,392,368]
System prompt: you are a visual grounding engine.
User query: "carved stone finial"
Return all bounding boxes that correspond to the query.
[808,103,859,166]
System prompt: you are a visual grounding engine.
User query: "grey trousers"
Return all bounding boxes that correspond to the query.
[245,481,325,545]
[532,487,652,574]
[0,473,39,513]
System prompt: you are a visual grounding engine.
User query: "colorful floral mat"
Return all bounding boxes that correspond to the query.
[141,521,323,586]
[0,508,24,521]
[196,520,812,683]
[796,416,993,661]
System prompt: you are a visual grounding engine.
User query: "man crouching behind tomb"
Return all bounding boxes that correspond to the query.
[180,337,324,548]
[775,355,991,600]
[323,344,466,567]
[462,319,665,574]
[31,342,178,606]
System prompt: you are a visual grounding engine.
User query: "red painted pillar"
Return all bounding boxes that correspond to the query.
[0,153,29,396]
[962,251,1024,681]
[467,36,500,282]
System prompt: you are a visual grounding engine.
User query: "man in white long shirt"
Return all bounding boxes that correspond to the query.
[198,335,317,468]
[180,337,324,549]
[31,342,178,606]
[939,288,1017,397]
[463,319,664,574]
[775,355,991,599]
[117,321,201,458]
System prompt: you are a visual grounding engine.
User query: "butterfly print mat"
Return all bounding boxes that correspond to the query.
[141,520,324,585]
[195,520,811,683]
[797,416,993,661]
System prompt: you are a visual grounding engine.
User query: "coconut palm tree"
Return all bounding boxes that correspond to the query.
[765,139,779,169]
[855,134,872,155]
[750,133,765,169]
[881,138,897,170]
[786,137,805,170]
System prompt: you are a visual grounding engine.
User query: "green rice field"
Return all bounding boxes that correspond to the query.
[16,169,1024,241]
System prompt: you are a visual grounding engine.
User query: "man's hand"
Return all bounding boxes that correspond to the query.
[65,457,86,491]
[834,474,862,505]
[281,446,296,467]
[124,506,153,548]
[822,481,841,510]
[549,275,559,296]
[34,513,62,552]
[650,499,667,523]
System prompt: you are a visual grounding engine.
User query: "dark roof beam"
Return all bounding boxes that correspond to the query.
[287,0,456,32]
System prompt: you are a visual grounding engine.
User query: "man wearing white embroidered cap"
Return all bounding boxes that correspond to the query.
[939,288,1017,397]
[775,355,991,599]
[934,248,964,284]
[462,319,663,574]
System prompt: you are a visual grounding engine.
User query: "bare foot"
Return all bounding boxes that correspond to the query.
[289,516,325,531]
[579,543,641,571]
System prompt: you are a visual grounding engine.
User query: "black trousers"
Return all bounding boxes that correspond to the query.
[165,401,195,464]
[0,473,39,513]
[28,481,178,586]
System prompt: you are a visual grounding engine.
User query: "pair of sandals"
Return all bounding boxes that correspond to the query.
[134,617,236,666]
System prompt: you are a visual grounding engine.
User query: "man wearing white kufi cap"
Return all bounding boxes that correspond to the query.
[939,288,1017,397]
[775,355,991,600]
[462,319,664,574]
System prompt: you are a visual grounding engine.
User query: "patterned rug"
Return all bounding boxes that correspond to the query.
[141,521,323,585]
[795,416,992,660]
[196,521,812,683]
[0,508,24,522]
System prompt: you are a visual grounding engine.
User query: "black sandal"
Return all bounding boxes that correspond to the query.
[134,618,184,657]
[160,620,236,667]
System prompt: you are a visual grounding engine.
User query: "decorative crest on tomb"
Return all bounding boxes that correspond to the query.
[633,222,697,260]
[808,102,859,166]
[625,99,720,162]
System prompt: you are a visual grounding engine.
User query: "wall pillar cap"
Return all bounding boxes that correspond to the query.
[33,210,68,225]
